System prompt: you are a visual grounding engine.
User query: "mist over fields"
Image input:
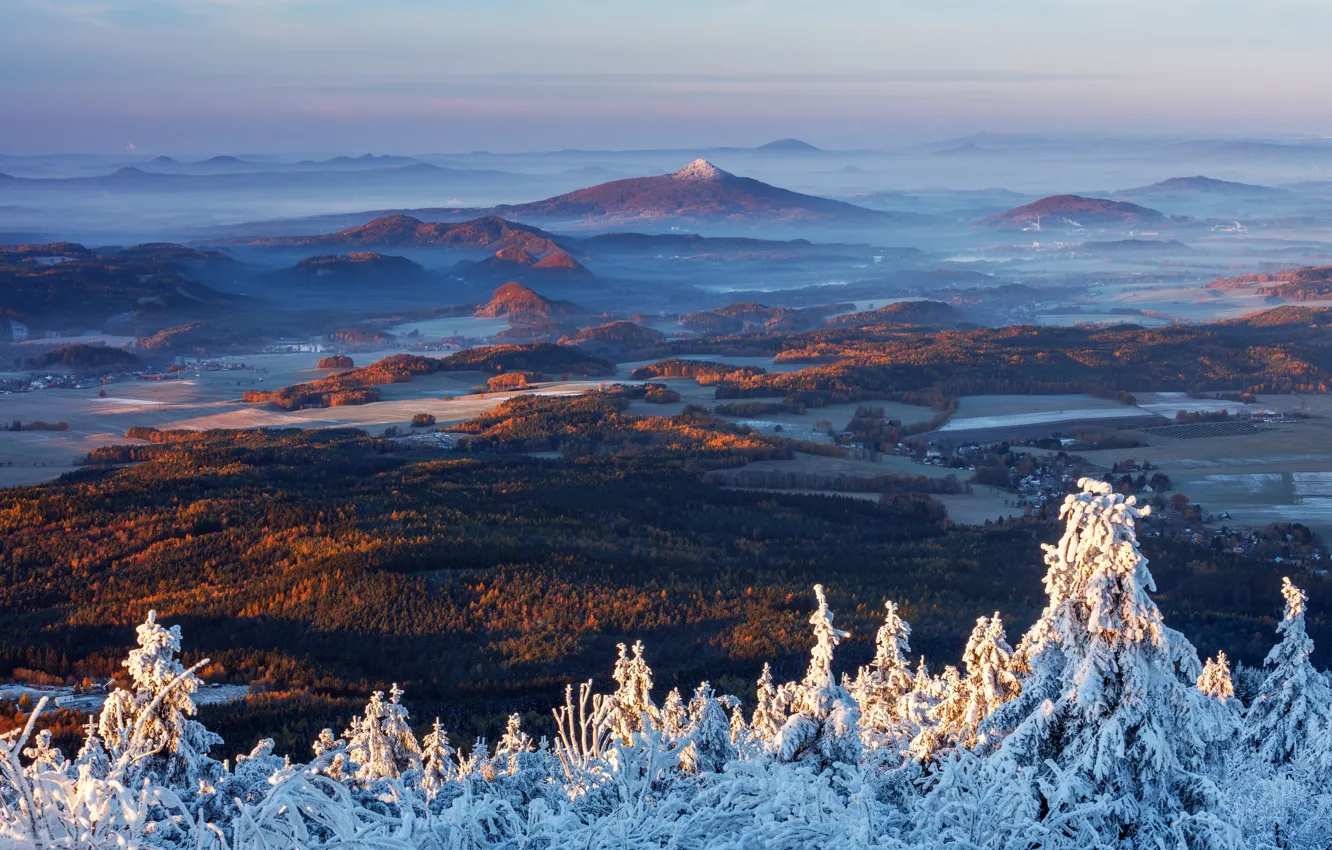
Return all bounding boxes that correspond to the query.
[7,130,1332,849]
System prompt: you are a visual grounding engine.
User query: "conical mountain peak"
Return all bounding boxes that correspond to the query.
[673,159,728,181]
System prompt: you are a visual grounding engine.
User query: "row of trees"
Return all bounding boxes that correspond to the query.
[243,346,614,410]
[3,480,1330,847]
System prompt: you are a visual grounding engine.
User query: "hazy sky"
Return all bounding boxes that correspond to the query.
[4,0,1332,155]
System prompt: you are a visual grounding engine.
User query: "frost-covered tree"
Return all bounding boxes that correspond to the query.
[851,600,916,753]
[951,613,1021,748]
[420,717,458,797]
[460,737,491,780]
[1232,659,1263,707]
[311,726,350,781]
[73,714,110,780]
[1198,651,1236,703]
[343,684,422,780]
[608,640,657,744]
[494,713,534,776]
[679,682,737,774]
[770,585,862,767]
[382,683,422,772]
[659,687,688,741]
[312,727,339,758]
[979,479,1238,846]
[748,664,781,747]
[910,665,961,762]
[729,703,751,750]
[96,610,221,786]
[898,657,938,761]
[1246,577,1331,767]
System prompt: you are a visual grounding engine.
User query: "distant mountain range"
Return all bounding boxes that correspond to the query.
[933,143,998,157]
[0,163,522,191]
[984,195,1167,229]
[444,160,910,227]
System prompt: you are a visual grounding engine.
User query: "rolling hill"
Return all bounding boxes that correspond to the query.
[473,282,586,322]
[754,138,822,153]
[826,299,962,329]
[247,215,570,256]
[0,242,237,330]
[559,320,667,357]
[265,252,428,287]
[983,195,1167,229]
[453,244,593,283]
[1118,176,1284,199]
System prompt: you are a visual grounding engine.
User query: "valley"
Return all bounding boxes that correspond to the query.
[7,135,1332,817]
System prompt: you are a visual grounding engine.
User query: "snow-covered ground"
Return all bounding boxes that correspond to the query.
[938,391,1278,434]
[938,406,1146,432]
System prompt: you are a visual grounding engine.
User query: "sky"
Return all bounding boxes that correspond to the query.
[4,0,1332,155]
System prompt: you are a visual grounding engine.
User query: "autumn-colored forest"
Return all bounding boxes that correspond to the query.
[0,406,1319,758]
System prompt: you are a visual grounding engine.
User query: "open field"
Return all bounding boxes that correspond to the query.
[1169,471,1332,537]
[1132,391,1273,417]
[7,347,870,489]
[12,331,139,348]
[935,486,1020,525]
[0,347,613,488]
[1140,422,1275,439]
[7,355,1331,540]
[712,452,1020,526]
[719,452,966,482]
[937,392,1302,438]
[717,400,937,443]
[938,394,1145,433]
[1041,396,1332,538]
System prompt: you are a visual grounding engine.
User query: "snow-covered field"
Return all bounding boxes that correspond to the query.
[938,406,1145,431]
[939,391,1287,434]
[1168,471,1332,528]
[0,682,248,713]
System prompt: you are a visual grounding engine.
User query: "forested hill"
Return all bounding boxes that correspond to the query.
[0,425,1314,757]
[645,305,1332,406]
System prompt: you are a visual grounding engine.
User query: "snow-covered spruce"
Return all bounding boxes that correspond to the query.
[2,479,1331,849]
[973,479,1240,848]
[1246,576,1331,767]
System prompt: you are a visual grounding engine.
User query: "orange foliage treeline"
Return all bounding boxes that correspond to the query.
[486,372,546,391]
[244,345,614,410]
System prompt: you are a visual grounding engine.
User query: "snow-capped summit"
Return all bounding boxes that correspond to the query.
[672,159,727,181]
[441,156,897,225]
